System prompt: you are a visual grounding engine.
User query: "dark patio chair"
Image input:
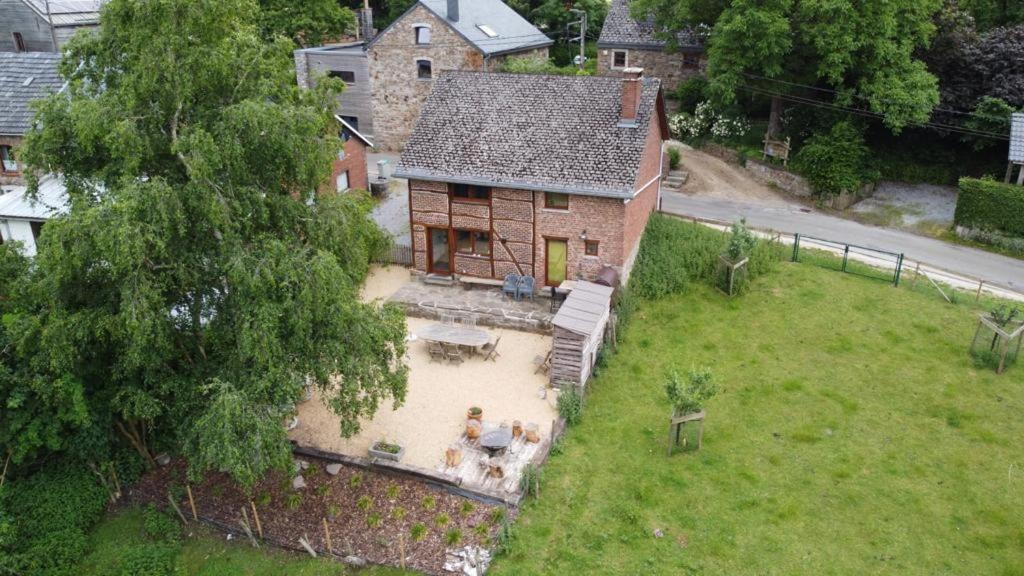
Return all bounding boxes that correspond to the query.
[517,275,535,301]
[502,274,521,299]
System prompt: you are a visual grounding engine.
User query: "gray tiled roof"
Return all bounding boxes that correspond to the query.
[372,0,552,56]
[597,0,702,51]
[395,71,663,199]
[19,0,104,27]
[0,52,63,136]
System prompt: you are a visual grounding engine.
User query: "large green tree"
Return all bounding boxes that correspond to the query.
[7,0,407,487]
[259,0,356,47]
[632,0,942,136]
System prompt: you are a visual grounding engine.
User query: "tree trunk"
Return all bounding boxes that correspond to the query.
[117,419,156,466]
[767,96,784,139]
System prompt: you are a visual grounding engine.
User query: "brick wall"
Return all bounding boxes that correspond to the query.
[622,116,664,280]
[329,136,370,192]
[0,135,24,186]
[534,192,625,286]
[596,47,705,93]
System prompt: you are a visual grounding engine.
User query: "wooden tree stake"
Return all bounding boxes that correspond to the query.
[250,501,263,538]
[110,465,122,501]
[322,518,333,555]
[299,535,318,557]
[239,508,259,548]
[186,485,198,521]
[167,493,188,524]
[399,533,406,569]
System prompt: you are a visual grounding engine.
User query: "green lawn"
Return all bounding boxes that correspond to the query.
[491,262,1024,575]
[77,508,407,576]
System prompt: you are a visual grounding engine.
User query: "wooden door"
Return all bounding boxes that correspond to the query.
[546,238,567,286]
[428,227,451,275]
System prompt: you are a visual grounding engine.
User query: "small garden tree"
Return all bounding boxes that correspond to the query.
[666,367,717,454]
[717,220,757,295]
[970,305,1023,374]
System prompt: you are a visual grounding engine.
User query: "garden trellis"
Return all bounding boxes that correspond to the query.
[969,313,1024,374]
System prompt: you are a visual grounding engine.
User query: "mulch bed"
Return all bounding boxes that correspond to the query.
[129,455,507,575]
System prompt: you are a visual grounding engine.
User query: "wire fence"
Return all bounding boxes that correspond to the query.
[791,233,905,286]
[373,243,413,266]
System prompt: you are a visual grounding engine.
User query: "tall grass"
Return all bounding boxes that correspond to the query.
[630,215,781,299]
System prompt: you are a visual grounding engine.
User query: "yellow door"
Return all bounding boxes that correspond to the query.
[546,239,567,285]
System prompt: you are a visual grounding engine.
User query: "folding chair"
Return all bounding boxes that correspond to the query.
[481,335,502,362]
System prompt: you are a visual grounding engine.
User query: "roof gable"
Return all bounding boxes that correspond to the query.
[395,71,664,199]
[369,0,551,56]
[598,0,703,51]
[0,52,64,136]
[18,0,104,27]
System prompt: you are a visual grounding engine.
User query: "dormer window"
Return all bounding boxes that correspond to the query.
[415,25,431,45]
[477,24,498,38]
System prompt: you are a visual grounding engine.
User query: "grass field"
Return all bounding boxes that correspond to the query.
[490,261,1024,575]
[77,508,406,576]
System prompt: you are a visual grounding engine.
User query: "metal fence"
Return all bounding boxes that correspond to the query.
[373,243,413,266]
[791,233,905,286]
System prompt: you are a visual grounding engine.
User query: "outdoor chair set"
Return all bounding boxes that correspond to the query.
[502,274,536,301]
[421,316,501,365]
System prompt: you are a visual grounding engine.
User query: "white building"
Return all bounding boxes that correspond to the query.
[0,174,68,256]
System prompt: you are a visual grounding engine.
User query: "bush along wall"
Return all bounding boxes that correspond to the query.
[954,177,1024,238]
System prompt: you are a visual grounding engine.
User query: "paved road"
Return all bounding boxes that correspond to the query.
[659,191,1024,290]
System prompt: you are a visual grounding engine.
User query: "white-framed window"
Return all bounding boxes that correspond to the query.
[414,25,431,45]
[0,146,17,173]
[336,170,350,192]
[416,59,432,80]
[612,50,628,69]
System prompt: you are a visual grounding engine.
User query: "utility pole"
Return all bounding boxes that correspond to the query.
[568,8,587,70]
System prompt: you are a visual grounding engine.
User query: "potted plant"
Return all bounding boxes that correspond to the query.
[466,406,483,421]
[666,367,717,454]
[369,440,405,462]
[717,219,757,296]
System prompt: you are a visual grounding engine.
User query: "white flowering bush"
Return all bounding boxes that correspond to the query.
[669,101,750,143]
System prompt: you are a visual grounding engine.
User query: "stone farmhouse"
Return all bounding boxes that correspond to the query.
[0,0,104,52]
[294,0,552,150]
[396,69,668,288]
[597,0,705,93]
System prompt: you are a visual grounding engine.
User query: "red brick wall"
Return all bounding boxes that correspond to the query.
[534,192,625,286]
[0,135,23,186]
[622,114,664,278]
[329,137,369,192]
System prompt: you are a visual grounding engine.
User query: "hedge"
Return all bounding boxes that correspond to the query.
[954,178,1024,237]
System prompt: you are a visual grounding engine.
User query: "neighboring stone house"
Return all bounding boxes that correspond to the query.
[294,42,376,141]
[0,51,62,185]
[596,0,705,93]
[0,0,104,52]
[329,115,373,193]
[396,69,667,289]
[365,0,551,150]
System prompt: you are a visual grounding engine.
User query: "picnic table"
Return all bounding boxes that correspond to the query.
[416,323,490,348]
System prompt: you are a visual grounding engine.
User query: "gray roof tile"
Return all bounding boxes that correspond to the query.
[19,0,104,27]
[597,0,702,50]
[395,71,663,199]
[0,52,63,136]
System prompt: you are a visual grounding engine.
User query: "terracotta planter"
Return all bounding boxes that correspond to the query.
[467,407,483,422]
[512,420,522,438]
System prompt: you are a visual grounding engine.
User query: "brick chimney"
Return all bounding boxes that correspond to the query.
[447,0,459,22]
[619,67,643,127]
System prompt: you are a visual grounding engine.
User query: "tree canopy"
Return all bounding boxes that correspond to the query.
[4,0,407,487]
[258,0,356,47]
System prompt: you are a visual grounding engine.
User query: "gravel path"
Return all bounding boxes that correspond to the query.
[674,142,796,207]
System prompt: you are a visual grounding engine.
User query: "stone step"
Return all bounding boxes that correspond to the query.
[423,274,456,286]
[669,170,688,178]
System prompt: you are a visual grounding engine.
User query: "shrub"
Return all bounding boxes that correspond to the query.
[285,493,303,510]
[673,76,708,114]
[669,102,749,144]
[630,214,727,298]
[391,506,407,520]
[421,495,436,511]
[119,544,177,576]
[665,367,717,415]
[349,473,363,488]
[792,122,874,197]
[499,56,592,76]
[434,512,450,526]
[954,177,1024,238]
[367,512,382,528]
[386,482,400,500]
[459,501,475,517]
[445,528,463,546]
[725,219,758,262]
[668,147,681,170]
[411,523,428,542]
[520,463,542,498]
[142,506,181,544]
[557,386,584,426]
[357,495,373,512]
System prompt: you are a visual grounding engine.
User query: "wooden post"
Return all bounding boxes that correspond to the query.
[167,493,188,524]
[111,466,122,501]
[186,485,198,521]
[399,533,406,569]
[250,501,263,538]
[911,262,921,289]
[239,508,259,548]
[298,535,317,557]
[975,280,984,302]
[322,518,333,555]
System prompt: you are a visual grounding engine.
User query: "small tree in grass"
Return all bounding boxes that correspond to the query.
[970,305,1023,374]
[718,220,757,295]
[666,368,717,455]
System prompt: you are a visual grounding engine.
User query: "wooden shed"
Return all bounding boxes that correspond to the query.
[550,281,614,388]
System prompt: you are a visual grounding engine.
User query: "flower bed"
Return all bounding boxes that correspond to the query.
[129,456,505,574]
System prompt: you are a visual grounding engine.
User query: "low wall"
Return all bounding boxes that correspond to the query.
[744,158,874,209]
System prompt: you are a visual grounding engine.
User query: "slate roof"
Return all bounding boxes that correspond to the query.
[597,0,703,51]
[370,0,552,56]
[0,52,63,136]
[552,281,614,336]
[395,71,665,199]
[18,0,104,27]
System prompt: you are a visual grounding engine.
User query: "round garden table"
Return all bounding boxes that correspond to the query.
[479,428,513,456]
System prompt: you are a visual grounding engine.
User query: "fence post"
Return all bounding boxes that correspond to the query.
[893,254,904,287]
[841,245,850,272]
[791,233,801,262]
[975,280,984,302]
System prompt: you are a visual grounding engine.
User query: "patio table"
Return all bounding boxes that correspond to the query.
[416,323,490,348]
[479,428,514,456]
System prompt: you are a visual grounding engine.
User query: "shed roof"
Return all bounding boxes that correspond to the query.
[19,0,104,27]
[0,51,63,136]
[395,71,665,199]
[0,175,69,220]
[552,281,614,336]
[597,0,703,51]
[370,0,552,56]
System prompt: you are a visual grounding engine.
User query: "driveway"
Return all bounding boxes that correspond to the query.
[675,143,795,207]
[659,191,1024,290]
[367,151,411,246]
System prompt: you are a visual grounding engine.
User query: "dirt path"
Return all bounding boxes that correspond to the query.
[673,142,796,207]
